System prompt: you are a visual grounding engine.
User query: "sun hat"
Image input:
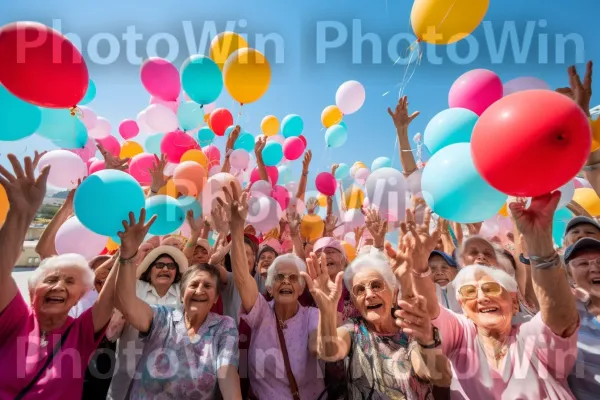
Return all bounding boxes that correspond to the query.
[136,245,189,278]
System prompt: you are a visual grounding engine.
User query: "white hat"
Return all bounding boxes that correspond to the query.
[136,245,189,278]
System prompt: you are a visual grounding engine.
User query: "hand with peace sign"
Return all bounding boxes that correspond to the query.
[556,61,593,116]
[301,252,344,314]
[217,181,249,231]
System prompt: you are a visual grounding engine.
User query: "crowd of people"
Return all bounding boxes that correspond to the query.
[1,61,600,400]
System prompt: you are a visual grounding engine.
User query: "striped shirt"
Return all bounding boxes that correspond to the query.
[568,300,600,399]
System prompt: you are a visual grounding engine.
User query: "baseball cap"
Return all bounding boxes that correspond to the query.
[565,216,600,236]
[313,237,345,256]
[564,237,600,263]
[429,250,457,268]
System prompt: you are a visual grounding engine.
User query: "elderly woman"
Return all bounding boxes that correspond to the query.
[563,216,600,246]
[0,155,119,399]
[430,250,459,310]
[412,193,580,398]
[220,183,326,399]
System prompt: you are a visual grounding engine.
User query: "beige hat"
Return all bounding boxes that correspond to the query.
[136,245,189,278]
[195,239,211,252]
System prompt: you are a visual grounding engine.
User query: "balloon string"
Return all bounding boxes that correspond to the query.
[437,1,458,31]
[70,106,82,117]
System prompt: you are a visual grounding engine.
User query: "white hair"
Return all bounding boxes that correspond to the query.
[265,253,307,291]
[28,253,94,294]
[453,264,518,299]
[344,253,397,293]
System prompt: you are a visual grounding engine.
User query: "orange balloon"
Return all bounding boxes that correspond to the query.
[181,149,209,168]
[106,237,120,251]
[300,214,324,242]
[120,141,143,158]
[498,203,508,217]
[591,118,600,152]
[341,241,357,262]
[173,161,207,197]
[0,185,8,226]
[158,178,178,198]
[317,194,328,207]
[345,186,365,209]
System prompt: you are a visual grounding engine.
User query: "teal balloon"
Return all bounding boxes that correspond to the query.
[278,164,293,184]
[325,124,347,148]
[335,163,350,180]
[281,114,303,138]
[145,195,185,235]
[74,170,146,236]
[145,133,165,155]
[338,121,347,130]
[234,133,255,152]
[0,85,41,141]
[177,101,204,131]
[181,55,223,105]
[37,108,77,141]
[197,126,215,146]
[371,157,392,171]
[110,233,153,245]
[79,79,96,105]
[424,108,478,155]
[421,143,507,223]
[178,196,202,219]
[52,118,88,149]
[262,142,283,166]
[552,207,574,247]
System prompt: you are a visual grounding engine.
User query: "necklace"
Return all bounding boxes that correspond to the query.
[480,334,509,364]
[276,315,287,330]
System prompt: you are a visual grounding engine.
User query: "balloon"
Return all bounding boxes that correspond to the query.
[553,207,574,247]
[267,135,284,145]
[335,163,350,180]
[181,55,223,105]
[79,79,96,105]
[197,126,215,146]
[150,96,179,114]
[354,168,370,185]
[177,101,204,131]
[160,130,200,163]
[574,178,592,189]
[96,135,120,156]
[178,196,202,219]
[118,119,139,140]
[230,149,250,170]
[52,118,88,149]
[0,22,88,107]
[145,133,165,155]
[209,31,248,69]
[140,57,180,101]
[298,135,307,147]
[247,195,282,233]
[424,108,479,154]
[261,115,279,136]
[250,166,279,185]
[88,117,111,139]
[336,81,365,115]
[573,188,600,216]
[37,150,87,189]
[38,108,83,142]
[341,241,357,262]
[0,84,41,141]
[251,180,273,197]
[271,185,291,210]
[88,159,105,174]
[316,172,337,196]
[261,142,283,166]
[55,216,107,260]
[223,48,271,104]
[181,149,208,168]
[203,145,221,164]
[145,104,178,133]
[371,157,392,171]
[321,105,343,128]
[277,164,293,185]
[78,106,97,130]
[325,124,348,148]
[129,153,157,185]
[471,90,591,197]
[209,108,233,136]
[281,114,304,138]
[406,169,423,194]
[503,77,551,96]
[411,0,489,45]
[283,137,305,161]
[158,178,178,198]
[120,141,143,159]
[365,168,407,216]
[421,143,507,223]
[234,132,255,152]
[70,138,96,162]
[74,170,146,236]
[556,179,575,210]
[173,161,207,197]
[0,185,8,226]
[300,214,325,242]
[449,69,503,116]
[145,195,185,235]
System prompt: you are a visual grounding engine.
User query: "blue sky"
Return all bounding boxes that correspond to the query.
[1,0,599,185]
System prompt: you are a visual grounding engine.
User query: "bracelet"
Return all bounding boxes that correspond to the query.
[150,188,158,194]
[528,252,558,263]
[302,172,308,177]
[412,268,432,278]
[583,161,600,171]
[529,252,560,269]
[119,251,138,263]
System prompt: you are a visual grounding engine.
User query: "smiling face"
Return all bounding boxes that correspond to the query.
[192,245,209,264]
[182,270,219,315]
[429,255,457,287]
[565,224,600,247]
[32,267,88,317]
[568,249,600,297]
[351,269,394,326]
[462,238,498,267]
[269,261,303,305]
[149,256,177,287]
[258,250,276,275]
[317,248,345,279]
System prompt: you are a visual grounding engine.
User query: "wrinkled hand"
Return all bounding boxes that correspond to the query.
[437,218,450,235]
[117,209,157,259]
[286,209,301,235]
[324,214,341,234]
[97,142,129,171]
[226,125,241,152]
[211,205,230,235]
[217,181,249,229]
[254,137,267,161]
[365,208,388,247]
[302,252,343,312]
[556,61,593,116]
[509,192,560,239]
[387,95,420,129]
[32,150,48,171]
[353,225,366,245]
[149,154,169,192]
[402,207,441,256]
[209,234,232,265]
[0,154,50,217]
[395,296,434,345]
[186,210,203,233]
[306,197,319,214]
[302,150,312,172]
[466,222,482,236]
[384,240,413,284]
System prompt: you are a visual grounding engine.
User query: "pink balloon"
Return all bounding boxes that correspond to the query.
[141,58,181,101]
[203,145,221,164]
[250,180,273,196]
[250,166,279,185]
[145,104,178,132]
[230,149,249,170]
[283,137,305,161]
[271,185,291,210]
[267,135,285,145]
[95,135,120,156]
[129,153,157,185]
[78,106,97,130]
[88,159,105,174]
[37,150,88,189]
[160,130,200,163]
[208,165,221,177]
[574,177,592,189]
[316,172,337,196]
[88,117,111,139]
[86,157,98,170]
[449,69,503,116]
[336,80,366,115]
[503,77,550,96]
[70,139,96,162]
[55,216,107,260]
[247,195,283,233]
[150,96,180,114]
[119,119,140,140]
[354,168,370,185]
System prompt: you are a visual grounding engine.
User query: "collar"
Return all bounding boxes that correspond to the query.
[147,284,179,299]
[172,307,222,335]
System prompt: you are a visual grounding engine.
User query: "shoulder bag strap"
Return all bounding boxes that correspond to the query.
[15,324,74,400]
[275,319,301,400]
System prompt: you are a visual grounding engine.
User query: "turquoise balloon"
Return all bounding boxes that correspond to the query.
[79,79,96,105]
[37,108,77,141]
[145,195,185,235]
[335,163,350,180]
[278,164,293,184]
[262,141,283,166]
[552,207,574,247]
[281,114,303,138]
[178,196,202,219]
[145,134,165,155]
[338,121,347,130]
[177,101,204,131]
[110,233,153,245]
[74,170,146,236]
[325,124,347,148]
[197,126,215,146]
[234,133,255,152]
[0,85,41,141]
[424,108,478,155]
[371,157,392,171]
[181,55,223,105]
[52,118,88,149]
[421,143,507,223]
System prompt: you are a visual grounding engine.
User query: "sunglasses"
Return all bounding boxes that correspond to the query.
[152,262,177,271]
[458,281,503,299]
[570,257,600,269]
[274,273,300,283]
[352,279,385,298]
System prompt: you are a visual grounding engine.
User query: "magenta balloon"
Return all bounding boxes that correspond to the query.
[119,119,140,140]
[503,77,551,96]
[160,130,200,163]
[250,166,279,185]
[88,159,105,174]
[140,57,181,101]
[71,138,96,162]
[283,136,305,161]
[316,172,337,196]
[449,69,503,116]
[203,145,221,163]
[271,185,291,210]
[129,153,157,185]
[95,135,120,156]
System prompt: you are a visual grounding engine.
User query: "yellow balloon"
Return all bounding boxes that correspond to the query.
[223,48,271,104]
[341,241,357,262]
[0,185,8,226]
[209,31,249,70]
[411,0,489,45]
[106,237,120,251]
[120,141,143,159]
[300,214,325,242]
[345,186,365,209]
[158,178,178,198]
[591,118,600,152]
[261,115,279,136]
[317,194,328,207]
[498,203,508,217]
[181,149,208,168]
[573,188,600,216]
[321,105,343,128]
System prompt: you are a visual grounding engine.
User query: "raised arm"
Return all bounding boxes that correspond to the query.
[36,187,75,259]
[296,150,312,201]
[388,96,420,176]
[0,155,50,313]
[147,154,169,198]
[221,125,241,174]
[253,137,269,182]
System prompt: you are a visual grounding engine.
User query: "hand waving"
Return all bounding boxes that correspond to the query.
[387,95,420,128]
[302,252,343,313]
[217,181,249,229]
[32,150,48,171]
[149,154,169,192]
[302,150,312,172]
[365,207,388,247]
[306,197,319,214]
[117,209,157,259]
[556,61,593,116]
[254,137,267,161]
[211,205,231,235]
[509,192,560,238]
[226,125,241,152]
[402,207,441,256]
[209,234,232,265]
[186,210,203,234]
[286,208,302,236]
[97,142,129,171]
[0,154,50,217]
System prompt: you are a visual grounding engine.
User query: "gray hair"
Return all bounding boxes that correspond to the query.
[28,253,94,294]
[344,253,397,293]
[453,264,518,299]
[265,253,307,291]
[456,235,505,268]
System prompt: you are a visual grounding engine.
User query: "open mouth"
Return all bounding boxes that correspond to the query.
[366,303,383,310]
[590,278,600,285]
[479,307,499,313]
[45,296,66,304]
[157,273,172,278]
[435,279,449,286]
[191,296,208,303]
[279,288,293,295]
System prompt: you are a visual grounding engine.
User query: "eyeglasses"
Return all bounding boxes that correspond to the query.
[274,273,300,283]
[152,262,177,271]
[458,282,503,299]
[352,279,385,298]
[570,257,600,269]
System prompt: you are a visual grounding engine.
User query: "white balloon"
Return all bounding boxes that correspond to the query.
[78,106,97,130]
[137,110,158,135]
[55,216,107,260]
[88,117,111,139]
[204,102,217,114]
[247,195,282,233]
[336,80,366,115]
[250,180,273,197]
[37,150,88,189]
[145,104,178,133]
[365,167,407,216]
[556,179,575,209]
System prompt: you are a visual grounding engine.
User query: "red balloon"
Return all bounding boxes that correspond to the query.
[250,166,278,185]
[209,108,233,136]
[471,90,591,197]
[0,22,89,108]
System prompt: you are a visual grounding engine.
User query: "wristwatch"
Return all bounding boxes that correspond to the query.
[419,327,441,349]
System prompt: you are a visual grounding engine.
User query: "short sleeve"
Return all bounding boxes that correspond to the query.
[0,292,29,343]
[307,306,320,333]
[140,304,171,341]
[216,317,240,370]
[431,306,472,356]
[239,293,268,329]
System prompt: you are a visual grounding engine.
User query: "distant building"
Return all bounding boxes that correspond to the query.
[18,240,40,268]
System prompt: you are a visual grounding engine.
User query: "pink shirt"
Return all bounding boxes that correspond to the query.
[0,292,104,400]
[240,295,326,400]
[433,306,578,399]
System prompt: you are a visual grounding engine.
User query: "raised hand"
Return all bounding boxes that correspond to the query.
[149,154,169,193]
[209,234,232,265]
[302,150,312,172]
[301,252,343,312]
[509,192,560,239]
[226,125,241,152]
[306,197,319,214]
[387,95,420,128]
[97,142,129,171]
[402,207,441,255]
[32,150,48,170]
[254,137,267,161]
[286,208,302,236]
[365,208,388,248]
[331,163,339,176]
[217,181,249,229]
[117,209,157,259]
[186,210,203,233]
[0,154,50,217]
[395,296,434,345]
[324,214,341,234]
[384,240,413,282]
[466,222,483,236]
[556,61,593,116]
[210,204,230,235]
[353,225,366,245]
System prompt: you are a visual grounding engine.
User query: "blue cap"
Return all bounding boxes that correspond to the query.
[565,216,600,236]
[429,250,457,268]
[564,237,600,263]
